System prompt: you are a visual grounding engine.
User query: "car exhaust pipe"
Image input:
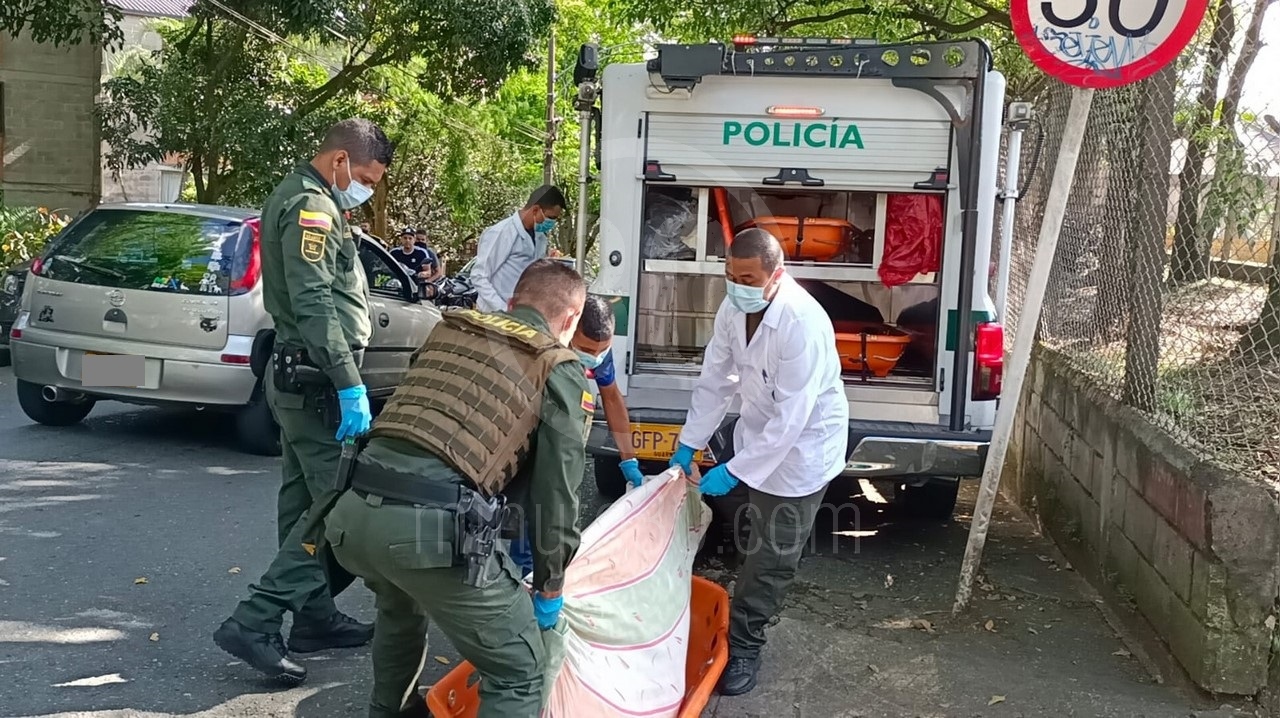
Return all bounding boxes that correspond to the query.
[42,386,84,403]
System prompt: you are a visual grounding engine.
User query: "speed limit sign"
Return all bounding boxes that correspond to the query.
[1011,0,1209,88]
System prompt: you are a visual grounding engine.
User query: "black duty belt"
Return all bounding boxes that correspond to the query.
[350,461,462,507]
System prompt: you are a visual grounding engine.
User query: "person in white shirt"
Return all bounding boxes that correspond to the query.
[669,228,849,697]
[471,185,566,312]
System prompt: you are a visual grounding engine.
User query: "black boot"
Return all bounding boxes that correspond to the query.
[288,611,374,653]
[213,618,307,685]
[718,654,760,697]
[397,695,431,718]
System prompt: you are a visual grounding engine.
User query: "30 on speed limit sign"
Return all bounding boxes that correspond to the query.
[1012,0,1210,88]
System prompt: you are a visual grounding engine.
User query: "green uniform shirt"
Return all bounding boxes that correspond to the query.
[361,305,589,594]
[260,163,371,389]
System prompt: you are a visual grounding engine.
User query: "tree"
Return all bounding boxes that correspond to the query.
[98,0,554,206]
[1169,0,1276,285]
[0,0,122,47]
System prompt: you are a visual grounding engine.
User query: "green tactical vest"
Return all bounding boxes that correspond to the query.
[369,308,578,495]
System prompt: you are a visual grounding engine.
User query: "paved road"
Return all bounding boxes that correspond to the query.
[0,365,472,717]
[0,365,1253,717]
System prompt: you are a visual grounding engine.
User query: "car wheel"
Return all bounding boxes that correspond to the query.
[15,379,95,426]
[236,385,281,456]
[594,456,629,500]
[898,480,960,521]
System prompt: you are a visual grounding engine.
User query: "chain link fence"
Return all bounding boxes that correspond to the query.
[1000,0,1280,480]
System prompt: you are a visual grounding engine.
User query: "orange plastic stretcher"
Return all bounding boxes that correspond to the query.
[424,575,730,717]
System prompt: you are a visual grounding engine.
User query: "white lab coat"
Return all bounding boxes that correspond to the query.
[678,275,849,497]
[470,212,548,313]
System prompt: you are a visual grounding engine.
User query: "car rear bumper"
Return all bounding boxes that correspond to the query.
[587,409,989,479]
[11,338,257,407]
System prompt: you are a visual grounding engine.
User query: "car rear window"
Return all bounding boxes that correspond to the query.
[41,209,250,296]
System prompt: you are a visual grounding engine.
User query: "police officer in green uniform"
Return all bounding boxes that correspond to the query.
[214,119,396,684]
[325,259,589,718]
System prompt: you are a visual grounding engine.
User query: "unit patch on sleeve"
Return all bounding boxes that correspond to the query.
[297,209,333,232]
[300,230,326,263]
[581,391,596,412]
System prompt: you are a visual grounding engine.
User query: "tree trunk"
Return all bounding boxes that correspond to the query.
[1124,65,1177,411]
[1169,0,1235,285]
[1241,166,1280,355]
[1201,0,1277,253]
[1090,85,1141,340]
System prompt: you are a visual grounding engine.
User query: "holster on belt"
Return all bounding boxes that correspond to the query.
[347,460,508,587]
[300,437,364,557]
[273,343,358,430]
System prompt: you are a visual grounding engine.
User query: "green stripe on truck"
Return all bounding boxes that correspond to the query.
[945,309,996,352]
[598,294,629,336]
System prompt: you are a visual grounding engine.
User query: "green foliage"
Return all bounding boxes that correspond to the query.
[0,206,71,270]
[98,0,554,207]
[0,0,122,48]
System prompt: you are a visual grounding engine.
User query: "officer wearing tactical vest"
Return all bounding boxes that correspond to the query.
[214,118,395,684]
[325,259,590,718]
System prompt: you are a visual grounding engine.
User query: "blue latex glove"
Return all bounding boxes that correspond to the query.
[669,444,696,475]
[699,464,739,497]
[620,458,644,487]
[335,384,372,441]
[532,592,563,630]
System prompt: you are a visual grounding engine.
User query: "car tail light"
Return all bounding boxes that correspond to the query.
[30,258,44,276]
[220,353,251,364]
[230,218,262,294]
[972,322,1003,401]
[10,311,29,340]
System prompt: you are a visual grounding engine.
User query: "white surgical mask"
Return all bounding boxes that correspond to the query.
[332,161,373,210]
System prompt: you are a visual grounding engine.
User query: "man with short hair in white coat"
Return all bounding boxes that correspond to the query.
[670,228,849,697]
[471,185,566,313]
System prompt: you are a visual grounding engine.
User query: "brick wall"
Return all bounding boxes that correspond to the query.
[0,31,101,210]
[1004,348,1280,699]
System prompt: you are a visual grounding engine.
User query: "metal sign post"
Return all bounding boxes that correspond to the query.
[953,0,1210,613]
[955,87,1093,612]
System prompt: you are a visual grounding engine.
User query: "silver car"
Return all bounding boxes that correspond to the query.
[9,203,441,454]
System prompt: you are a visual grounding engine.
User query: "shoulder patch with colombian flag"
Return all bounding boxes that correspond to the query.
[581,391,595,412]
[298,209,332,232]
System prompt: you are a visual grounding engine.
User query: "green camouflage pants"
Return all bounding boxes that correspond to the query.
[230,377,347,633]
[326,490,546,718]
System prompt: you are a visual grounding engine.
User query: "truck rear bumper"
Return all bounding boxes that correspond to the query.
[587,411,989,479]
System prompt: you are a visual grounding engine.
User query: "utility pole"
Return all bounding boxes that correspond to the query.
[542,29,557,186]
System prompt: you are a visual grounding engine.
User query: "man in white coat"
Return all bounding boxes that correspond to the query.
[470,185,566,312]
[670,228,849,696]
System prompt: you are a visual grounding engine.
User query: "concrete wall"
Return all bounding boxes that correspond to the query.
[0,31,101,210]
[1004,348,1280,700]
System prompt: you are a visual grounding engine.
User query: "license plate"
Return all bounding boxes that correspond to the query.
[630,423,706,463]
[83,352,145,387]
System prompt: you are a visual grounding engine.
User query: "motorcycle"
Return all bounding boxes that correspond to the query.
[419,273,477,309]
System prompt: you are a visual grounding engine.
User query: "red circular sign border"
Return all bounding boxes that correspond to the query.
[1011,0,1210,88]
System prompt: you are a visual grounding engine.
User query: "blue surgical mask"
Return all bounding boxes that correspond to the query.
[726,280,771,314]
[332,162,374,210]
[535,218,557,235]
[575,348,606,369]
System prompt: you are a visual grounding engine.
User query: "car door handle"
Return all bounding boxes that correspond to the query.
[378,312,390,328]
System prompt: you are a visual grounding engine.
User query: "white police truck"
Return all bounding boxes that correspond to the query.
[573,37,1012,518]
